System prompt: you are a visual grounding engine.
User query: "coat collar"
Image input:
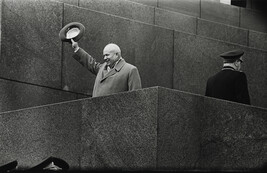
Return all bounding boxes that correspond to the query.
[100,58,126,82]
[222,66,236,71]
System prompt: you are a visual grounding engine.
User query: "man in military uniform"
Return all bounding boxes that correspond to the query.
[205,49,250,105]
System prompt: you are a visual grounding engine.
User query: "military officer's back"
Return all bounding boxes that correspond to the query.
[205,49,250,105]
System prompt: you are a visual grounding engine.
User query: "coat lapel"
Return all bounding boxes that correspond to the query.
[100,59,126,82]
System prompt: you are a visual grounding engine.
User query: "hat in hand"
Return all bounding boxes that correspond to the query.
[59,22,85,43]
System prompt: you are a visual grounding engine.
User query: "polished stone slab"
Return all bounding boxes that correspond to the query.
[127,0,158,7]
[197,19,248,46]
[157,87,204,169]
[201,97,267,169]
[155,8,197,34]
[0,87,266,170]
[0,78,85,112]
[174,31,267,108]
[55,0,78,5]
[130,22,173,89]
[81,88,158,169]
[0,0,63,88]
[158,0,200,17]
[62,4,173,95]
[200,0,240,27]
[0,101,82,169]
[240,47,267,108]
[240,8,267,33]
[79,0,154,25]
[249,30,267,51]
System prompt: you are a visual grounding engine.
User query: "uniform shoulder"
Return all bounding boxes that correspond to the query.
[237,71,247,77]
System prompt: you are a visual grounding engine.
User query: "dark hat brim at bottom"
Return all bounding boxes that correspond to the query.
[27,156,69,171]
[0,160,18,172]
[59,22,85,43]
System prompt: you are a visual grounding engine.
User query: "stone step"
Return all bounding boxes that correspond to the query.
[0,78,88,112]
[0,87,266,171]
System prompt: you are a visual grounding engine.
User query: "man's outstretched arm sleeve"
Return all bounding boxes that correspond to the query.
[72,48,101,75]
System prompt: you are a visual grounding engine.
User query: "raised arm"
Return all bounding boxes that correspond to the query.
[71,40,101,75]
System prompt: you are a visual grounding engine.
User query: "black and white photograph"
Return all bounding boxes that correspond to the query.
[0,0,266,172]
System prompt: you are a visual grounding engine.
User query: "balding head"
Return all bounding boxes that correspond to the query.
[103,43,121,57]
[103,43,122,67]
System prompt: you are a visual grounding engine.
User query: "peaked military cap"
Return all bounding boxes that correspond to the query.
[220,49,244,60]
[27,156,69,171]
[0,160,18,172]
[59,22,85,43]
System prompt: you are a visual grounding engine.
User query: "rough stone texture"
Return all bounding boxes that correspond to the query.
[0,87,266,170]
[131,22,173,89]
[200,97,267,169]
[249,30,267,51]
[62,4,173,95]
[157,87,204,169]
[241,47,267,108]
[0,0,63,88]
[54,0,78,5]
[197,19,248,46]
[0,101,82,169]
[200,1,240,27]
[0,78,86,112]
[158,0,200,17]
[79,0,154,25]
[174,31,267,108]
[81,88,158,169]
[126,0,158,7]
[240,8,267,33]
[155,8,197,34]
[174,32,226,95]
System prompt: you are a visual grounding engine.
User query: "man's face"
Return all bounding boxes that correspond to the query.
[103,47,119,67]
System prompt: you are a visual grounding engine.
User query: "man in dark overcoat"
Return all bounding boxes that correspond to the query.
[205,50,250,105]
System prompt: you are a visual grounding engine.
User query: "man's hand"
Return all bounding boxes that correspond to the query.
[71,39,79,52]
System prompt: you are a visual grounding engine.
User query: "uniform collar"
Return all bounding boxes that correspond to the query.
[222,66,236,71]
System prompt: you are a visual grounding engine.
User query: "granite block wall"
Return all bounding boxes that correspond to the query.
[79,0,154,25]
[80,88,158,169]
[197,19,248,46]
[0,0,267,114]
[55,0,78,6]
[157,87,267,170]
[240,8,267,33]
[155,8,197,34]
[158,0,200,17]
[249,30,267,50]
[127,0,158,7]
[157,88,204,169]
[0,100,83,169]
[174,31,267,108]
[200,96,267,169]
[62,4,173,95]
[201,0,240,27]
[0,0,63,88]
[0,87,266,170]
[0,78,88,112]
